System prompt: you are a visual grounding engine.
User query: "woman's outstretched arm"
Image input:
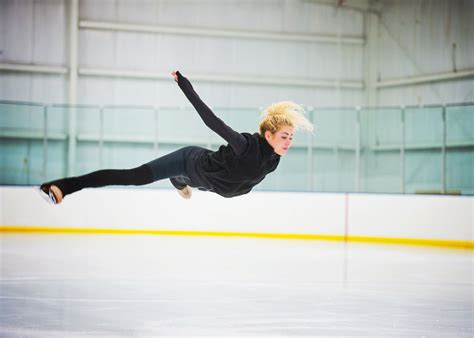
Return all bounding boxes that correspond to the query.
[172,70,247,156]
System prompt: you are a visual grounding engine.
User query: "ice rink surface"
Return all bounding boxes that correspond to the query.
[0,233,472,337]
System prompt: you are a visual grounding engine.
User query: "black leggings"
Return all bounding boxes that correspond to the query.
[44,146,198,197]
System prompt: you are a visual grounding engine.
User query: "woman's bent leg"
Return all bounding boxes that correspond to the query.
[145,146,201,198]
[145,146,198,181]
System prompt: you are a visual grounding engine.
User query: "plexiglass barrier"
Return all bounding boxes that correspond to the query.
[1,101,472,195]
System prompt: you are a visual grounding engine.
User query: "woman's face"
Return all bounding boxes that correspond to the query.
[265,125,295,156]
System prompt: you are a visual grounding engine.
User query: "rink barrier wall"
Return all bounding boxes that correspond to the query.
[0,226,472,250]
[0,186,472,250]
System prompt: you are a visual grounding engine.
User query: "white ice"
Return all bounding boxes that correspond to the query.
[0,234,472,336]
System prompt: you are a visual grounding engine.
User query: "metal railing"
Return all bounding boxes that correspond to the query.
[1,100,472,195]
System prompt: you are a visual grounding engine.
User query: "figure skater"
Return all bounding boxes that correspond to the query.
[38,70,313,204]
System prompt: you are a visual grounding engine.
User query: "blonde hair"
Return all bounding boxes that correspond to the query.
[259,101,314,136]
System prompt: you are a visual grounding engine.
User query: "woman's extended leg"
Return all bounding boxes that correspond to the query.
[40,164,154,201]
[39,146,201,203]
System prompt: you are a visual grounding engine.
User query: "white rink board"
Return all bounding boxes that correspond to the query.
[348,194,473,241]
[0,186,472,241]
[0,187,344,235]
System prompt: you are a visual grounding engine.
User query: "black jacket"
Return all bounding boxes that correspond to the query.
[176,71,280,198]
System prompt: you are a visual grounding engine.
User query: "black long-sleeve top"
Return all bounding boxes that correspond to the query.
[176,71,280,198]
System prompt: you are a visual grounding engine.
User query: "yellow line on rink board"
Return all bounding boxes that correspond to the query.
[0,226,472,250]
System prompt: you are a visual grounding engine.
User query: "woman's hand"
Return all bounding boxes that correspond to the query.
[171,71,178,82]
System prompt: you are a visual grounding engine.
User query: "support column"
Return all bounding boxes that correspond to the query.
[67,0,79,176]
[364,12,379,107]
[361,12,380,192]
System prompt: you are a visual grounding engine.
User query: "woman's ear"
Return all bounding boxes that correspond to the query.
[264,130,273,142]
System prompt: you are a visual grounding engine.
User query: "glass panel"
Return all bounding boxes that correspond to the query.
[0,101,44,135]
[404,106,443,194]
[361,108,402,193]
[158,107,209,145]
[313,108,357,192]
[261,147,307,192]
[53,106,102,176]
[1,101,473,195]
[0,102,46,184]
[446,104,474,195]
[102,106,155,141]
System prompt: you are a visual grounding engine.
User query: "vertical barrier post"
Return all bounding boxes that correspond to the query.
[42,105,48,181]
[154,107,159,154]
[400,106,405,193]
[355,107,361,192]
[99,107,104,168]
[307,108,314,192]
[441,105,447,194]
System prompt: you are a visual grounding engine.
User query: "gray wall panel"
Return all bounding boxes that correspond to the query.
[1,0,34,63]
[33,0,66,65]
[79,30,117,68]
[377,0,474,105]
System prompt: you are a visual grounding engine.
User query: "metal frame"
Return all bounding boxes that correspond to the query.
[1,102,472,194]
[0,63,67,74]
[376,68,474,89]
[79,20,365,45]
[78,68,364,90]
